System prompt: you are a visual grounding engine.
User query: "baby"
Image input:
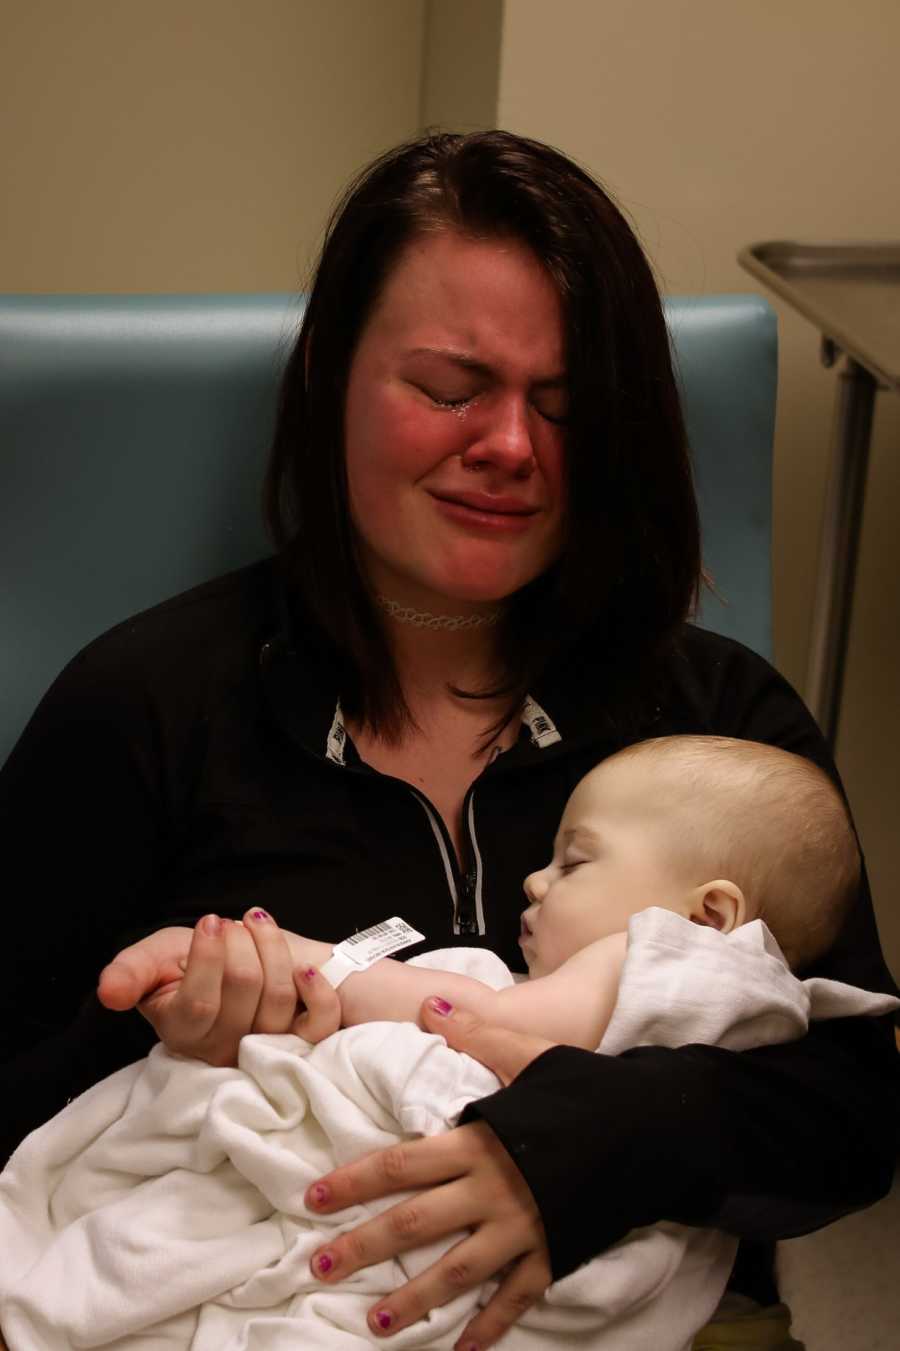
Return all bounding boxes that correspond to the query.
[296,733,863,1048]
[2,737,891,1351]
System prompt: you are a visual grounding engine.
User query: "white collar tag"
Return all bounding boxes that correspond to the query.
[522,694,561,748]
[325,700,347,765]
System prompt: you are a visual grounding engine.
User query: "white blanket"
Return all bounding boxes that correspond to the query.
[1,909,895,1351]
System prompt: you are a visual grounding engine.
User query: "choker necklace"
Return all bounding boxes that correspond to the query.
[376,594,502,631]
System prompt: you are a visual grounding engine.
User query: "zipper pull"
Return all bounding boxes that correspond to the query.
[457,868,478,935]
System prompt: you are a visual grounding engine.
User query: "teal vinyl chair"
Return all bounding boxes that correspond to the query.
[0,293,776,766]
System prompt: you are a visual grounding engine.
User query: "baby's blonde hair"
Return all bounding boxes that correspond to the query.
[612,736,859,970]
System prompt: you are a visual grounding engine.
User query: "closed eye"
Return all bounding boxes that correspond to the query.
[417,383,567,422]
[415,383,478,410]
[529,377,569,425]
[531,395,569,426]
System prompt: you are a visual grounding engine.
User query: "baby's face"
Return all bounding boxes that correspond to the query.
[520,756,688,977]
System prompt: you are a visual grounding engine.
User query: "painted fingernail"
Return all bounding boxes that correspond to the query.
[315,1251,333,1275]
[373,1309,393,1331]
[309,1183,330,1207]
[429,996,453,1016]
[203,914,223,936]
[304,967,317,981]
[250,908,270,922]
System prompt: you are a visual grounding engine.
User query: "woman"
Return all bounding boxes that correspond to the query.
[1,131,897,1351]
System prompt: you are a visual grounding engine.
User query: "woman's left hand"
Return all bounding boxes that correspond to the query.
[305,998,557,1350]
[98,915,340,1063]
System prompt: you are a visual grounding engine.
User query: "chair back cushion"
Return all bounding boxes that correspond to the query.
[0,292,776,763]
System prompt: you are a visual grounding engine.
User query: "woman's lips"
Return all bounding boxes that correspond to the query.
[431,493,538,533]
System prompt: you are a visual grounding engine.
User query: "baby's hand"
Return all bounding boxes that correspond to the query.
[279,927,330,974]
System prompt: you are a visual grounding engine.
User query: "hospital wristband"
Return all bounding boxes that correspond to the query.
[318,917,426,990]
[319,950,362,989]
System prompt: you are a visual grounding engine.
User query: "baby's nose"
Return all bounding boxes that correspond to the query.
[523,868,548,904]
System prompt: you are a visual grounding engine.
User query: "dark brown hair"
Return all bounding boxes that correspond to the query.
[265,130,701,739]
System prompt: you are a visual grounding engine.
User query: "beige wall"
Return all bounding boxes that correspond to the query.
[420,0,503,130]
[0,0,424,292]
[496,0,900,973]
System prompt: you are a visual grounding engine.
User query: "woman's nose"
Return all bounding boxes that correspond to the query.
[461,395,536,477]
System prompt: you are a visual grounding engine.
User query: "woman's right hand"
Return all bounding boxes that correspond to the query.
[97,911,340,1065]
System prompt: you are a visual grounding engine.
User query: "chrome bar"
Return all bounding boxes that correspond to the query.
[806,358,877,746]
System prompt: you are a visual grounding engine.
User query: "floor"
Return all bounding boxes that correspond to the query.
[777,1172,900,1350]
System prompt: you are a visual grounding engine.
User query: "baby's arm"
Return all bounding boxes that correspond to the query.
[334,935,627,1051]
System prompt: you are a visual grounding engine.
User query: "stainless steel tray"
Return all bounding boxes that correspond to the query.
[738,241,900,390]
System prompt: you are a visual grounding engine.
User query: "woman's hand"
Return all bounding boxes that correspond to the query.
[97,923,195,1016]
[306,998,557,1350]
[97,911,339,1065]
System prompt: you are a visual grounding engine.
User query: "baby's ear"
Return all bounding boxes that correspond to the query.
[686,880,746,934]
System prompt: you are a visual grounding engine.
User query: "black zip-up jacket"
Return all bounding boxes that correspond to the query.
[1,559,898,1283]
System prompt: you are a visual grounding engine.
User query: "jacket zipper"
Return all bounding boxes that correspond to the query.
[406,782,483,936]
[325,751,484,937]
[314,694,562,940]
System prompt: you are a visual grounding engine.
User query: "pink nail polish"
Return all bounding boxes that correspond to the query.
[315,1252,333,1274]
[309,1183,329,1207]
[374,1309,393,1330]
[250,908,269,922]
[304,967,317,981]
[429,996,453,1016]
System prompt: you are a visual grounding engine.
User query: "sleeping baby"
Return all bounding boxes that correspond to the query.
[1,736,895,1350]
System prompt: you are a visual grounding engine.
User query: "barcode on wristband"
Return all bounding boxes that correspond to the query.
[344,921,395,946]
[332,917,425,970]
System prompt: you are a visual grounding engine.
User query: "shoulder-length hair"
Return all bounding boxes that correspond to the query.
[265,130,701,740]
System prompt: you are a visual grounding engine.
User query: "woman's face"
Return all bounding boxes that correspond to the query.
[343,230,568,613]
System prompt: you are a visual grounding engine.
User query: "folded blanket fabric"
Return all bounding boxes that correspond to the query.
[1,911,894,1351]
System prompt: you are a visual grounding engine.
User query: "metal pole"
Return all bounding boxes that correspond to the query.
[806,358,877,747]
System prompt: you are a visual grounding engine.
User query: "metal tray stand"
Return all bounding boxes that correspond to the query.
[739,241,900,743]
